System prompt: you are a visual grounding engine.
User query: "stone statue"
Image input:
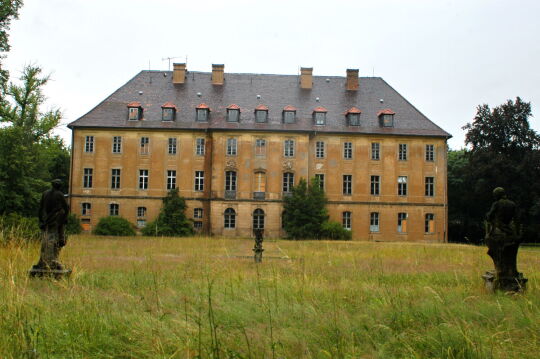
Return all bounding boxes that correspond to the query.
[253,228,264,263]
[30,179,71,278]
[482,187,527,292]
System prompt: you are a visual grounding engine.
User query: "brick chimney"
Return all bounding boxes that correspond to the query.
[172,63,186,84]
[212,64,224,85]
[300,67,313,89]
[346,69,359,91]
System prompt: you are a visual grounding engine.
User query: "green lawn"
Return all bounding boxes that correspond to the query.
[1,236,538,358]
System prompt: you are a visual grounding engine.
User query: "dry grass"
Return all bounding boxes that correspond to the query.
[1,236,538,358]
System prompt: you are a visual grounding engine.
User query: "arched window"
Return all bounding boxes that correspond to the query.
[253,208,265,230]
[224,208,236,229]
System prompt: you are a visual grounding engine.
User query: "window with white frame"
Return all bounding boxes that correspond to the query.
[315,174,325,190]
[343,142,352,159]
[253,208,265,229]
[225,171,237,191]
[194,208,203,219]
[397,212,407,233]
[167,170,176,190]
[398,176,407,196]
[314,112,326,125]
[398,143,408,161]
[342,211,351,230]
[224,208,236,228]
[226,138,237,156]
[283,172,294,193]
[111,169,121,190]
[195,171,204,191]
[128,107,140,121]
[371,175,380,195]
[370,212,380,232]
[168,138,177,155]
[343,175,352,195]
[255,139,266,156]
[196,138,205,156]
[83,168,93,188]
[137,206,147,217]
[425,144,435,161]
[254,172,266,193]
[139,169,149,190]
[140,137,150,155]
[284,139,295,157]
[371,142,380,160]
[81,202,91,216]
[85,136,94,153]
[112,136,122,153]
[425,176,434,197]
[109,203,119,216]
[316,141,325,158]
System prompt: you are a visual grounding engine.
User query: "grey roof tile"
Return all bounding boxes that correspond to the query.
[68,70,451,138]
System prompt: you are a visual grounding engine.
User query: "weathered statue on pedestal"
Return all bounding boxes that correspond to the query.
[253,228,264,263]
[483,187,527,292]
[29,179,71,278]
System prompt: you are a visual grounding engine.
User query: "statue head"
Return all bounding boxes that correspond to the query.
[51,179,62,190]
[493,187,506,200]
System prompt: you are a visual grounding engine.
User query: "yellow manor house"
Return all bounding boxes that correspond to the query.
[68,64,451,241]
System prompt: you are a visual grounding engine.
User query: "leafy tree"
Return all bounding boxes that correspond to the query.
[449,98,540,243]
[0,0,23,93]
[93,216,136,236]
[0,65,66,215]
[283,177,329,239]
[142,188,194,237]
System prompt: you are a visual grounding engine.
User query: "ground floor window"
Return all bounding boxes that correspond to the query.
[370,212,379,232]
[425,213,435,233]
[194,221,203,229]
[109,203,119,216]
[253,208,265,230]
[82,202,91,216]
[397,212,407,233]
[342,211,351,230]
[224,208,236,228]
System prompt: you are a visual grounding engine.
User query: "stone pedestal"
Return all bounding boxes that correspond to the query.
[29,266,72,279]
[482,270,527,293]
[253,249,264,263]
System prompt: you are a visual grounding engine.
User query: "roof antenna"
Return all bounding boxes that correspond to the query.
[372,67,375,77]
[148,60,152,83]
[162,56,182,71]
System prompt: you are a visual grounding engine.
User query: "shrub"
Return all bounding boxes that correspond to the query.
[141,188,194,237]
[283,177,329,240]
[0,213,40,243]
[93,216,136,236]
[319,221,352,240]
[65,213,82,235]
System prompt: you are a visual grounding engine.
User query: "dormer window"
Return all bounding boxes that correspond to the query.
[345,107,362,126]
[127,102,142,121]
[196,103,210,122]
[255,104,268,123]
[282,105,297,124]
[161,102,177,121]
[313,107,327,125]
[378,109,395,127]
[227,104,240,122]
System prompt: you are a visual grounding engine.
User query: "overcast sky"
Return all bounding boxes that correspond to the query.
[4,0,540,149]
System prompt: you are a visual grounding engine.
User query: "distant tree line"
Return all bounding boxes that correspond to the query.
[448,97,540,244]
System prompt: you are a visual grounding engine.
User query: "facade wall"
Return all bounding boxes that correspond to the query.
[70,128,447,241]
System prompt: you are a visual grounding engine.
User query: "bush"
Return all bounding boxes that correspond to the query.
[141,188,194,237]
[66,213,82,235]
[319,221,352,240]
[0,213,40,243]
[93,216,136,236]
